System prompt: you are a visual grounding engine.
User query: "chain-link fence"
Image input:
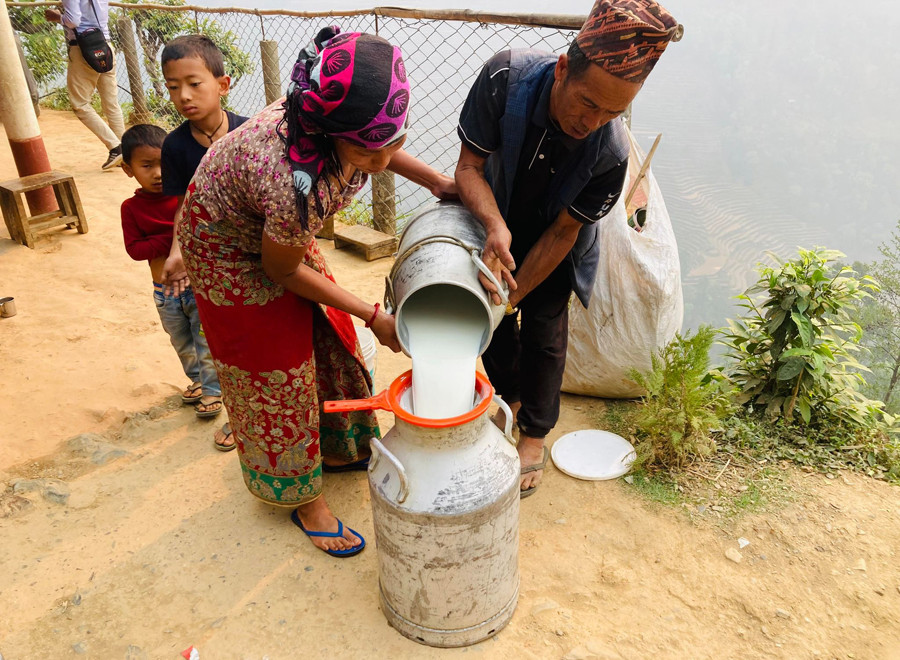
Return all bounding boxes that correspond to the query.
[7,1,584,230]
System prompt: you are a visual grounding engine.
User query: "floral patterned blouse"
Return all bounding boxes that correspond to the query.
[187,102,366,253]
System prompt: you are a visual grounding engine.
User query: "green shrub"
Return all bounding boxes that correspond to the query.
[335,199,375,228]
[628,326,732,469]
[721,412,900,482]
[720,247,887,430]
[9,1,67,87]
[116,0,252,116]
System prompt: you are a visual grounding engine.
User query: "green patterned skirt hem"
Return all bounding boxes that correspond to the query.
[241,463,323,506]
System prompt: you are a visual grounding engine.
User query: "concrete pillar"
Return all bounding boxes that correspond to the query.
[0,2,56,214]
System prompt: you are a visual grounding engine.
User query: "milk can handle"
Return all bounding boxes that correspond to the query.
[470,250,510,306]
[370,437,410,504]
[493,394,516,446]
[383,276,395,314]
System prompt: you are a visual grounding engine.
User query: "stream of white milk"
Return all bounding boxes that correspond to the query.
[401,285,487,419]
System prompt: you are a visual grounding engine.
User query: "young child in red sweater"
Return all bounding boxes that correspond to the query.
[120,125,229,440]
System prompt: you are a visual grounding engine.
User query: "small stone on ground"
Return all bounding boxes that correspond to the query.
[725,547,743,564]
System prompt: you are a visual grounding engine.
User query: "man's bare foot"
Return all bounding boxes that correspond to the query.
[518,434,547,493]
[293,497,362,553]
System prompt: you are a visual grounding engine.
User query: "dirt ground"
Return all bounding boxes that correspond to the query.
[1,111,899,660]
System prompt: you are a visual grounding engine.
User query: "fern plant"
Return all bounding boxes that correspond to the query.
[629,326,732,469]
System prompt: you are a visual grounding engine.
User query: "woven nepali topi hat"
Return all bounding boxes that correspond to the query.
[575,0,682,83]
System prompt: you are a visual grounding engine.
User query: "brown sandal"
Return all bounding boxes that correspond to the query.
[195,397,223,418]
[181,382,203,404]
[214,423,237,452]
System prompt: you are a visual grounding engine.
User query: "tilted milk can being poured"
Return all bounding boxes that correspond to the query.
[386,201,508,419]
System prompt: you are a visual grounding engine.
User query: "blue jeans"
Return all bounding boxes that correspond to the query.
[153,285,220,397]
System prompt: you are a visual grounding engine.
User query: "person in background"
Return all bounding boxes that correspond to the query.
[455,0,679,497]
[176,27,455,557]
[119,125,226,435]
[159,34,249,432]
[44,0,125,170]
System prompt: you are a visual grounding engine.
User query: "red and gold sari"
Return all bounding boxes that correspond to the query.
[179,106,378,506]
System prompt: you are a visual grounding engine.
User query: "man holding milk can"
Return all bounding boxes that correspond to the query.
[455,0,679,497]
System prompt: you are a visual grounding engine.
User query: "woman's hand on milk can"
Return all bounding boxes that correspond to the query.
[430,174,459,201]
[370,308,402,353]
[388,150,459,201]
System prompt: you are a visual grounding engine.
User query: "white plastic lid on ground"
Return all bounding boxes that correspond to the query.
[550,430,636,481]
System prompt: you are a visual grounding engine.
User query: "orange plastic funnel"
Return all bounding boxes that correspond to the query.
[323,390,391,414]
[324,371,495,429]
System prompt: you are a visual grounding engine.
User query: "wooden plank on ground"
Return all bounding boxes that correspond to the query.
[332,221,397,261]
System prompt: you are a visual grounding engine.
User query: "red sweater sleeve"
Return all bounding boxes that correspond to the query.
[121,195,175,262]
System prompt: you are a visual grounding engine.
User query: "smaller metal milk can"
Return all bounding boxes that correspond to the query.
[386,201,508,357]
[324,371,520,647]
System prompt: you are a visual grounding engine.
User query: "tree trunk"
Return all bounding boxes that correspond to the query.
[117,15,151,124]
[133,19,165,98]
[883,353,900,405]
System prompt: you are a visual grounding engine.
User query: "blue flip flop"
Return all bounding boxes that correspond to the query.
[322,457,370,473]
[290,509,366,558]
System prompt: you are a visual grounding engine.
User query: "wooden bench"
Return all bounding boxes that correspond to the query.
[0,171,88,249]
[332,221,397,261]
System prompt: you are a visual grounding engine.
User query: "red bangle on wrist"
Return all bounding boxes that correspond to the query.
[365,303,380,328]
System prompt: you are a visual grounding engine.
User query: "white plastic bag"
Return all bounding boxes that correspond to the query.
[562,137,683,399]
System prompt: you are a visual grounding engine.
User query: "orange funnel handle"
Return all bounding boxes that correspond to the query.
[323,389,392,414]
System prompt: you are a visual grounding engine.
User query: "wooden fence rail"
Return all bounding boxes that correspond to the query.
[5,2,587,29]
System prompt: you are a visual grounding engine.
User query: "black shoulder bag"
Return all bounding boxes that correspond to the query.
[75,0,114,73]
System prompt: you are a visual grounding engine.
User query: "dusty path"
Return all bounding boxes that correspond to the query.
[1,111,899,659]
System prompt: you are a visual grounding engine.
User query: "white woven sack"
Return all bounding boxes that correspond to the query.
[561,159,683,398]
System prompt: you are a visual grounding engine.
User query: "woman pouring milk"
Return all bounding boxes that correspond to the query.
[172,27,456,557]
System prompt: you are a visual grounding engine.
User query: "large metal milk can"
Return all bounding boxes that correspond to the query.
[324,371,520,647]
[386,201,508,357]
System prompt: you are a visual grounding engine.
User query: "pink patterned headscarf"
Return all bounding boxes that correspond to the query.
[279,27,411,227]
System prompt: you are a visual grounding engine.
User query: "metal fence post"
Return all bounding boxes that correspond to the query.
[116,15,151,124]
[260,39,280,106]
